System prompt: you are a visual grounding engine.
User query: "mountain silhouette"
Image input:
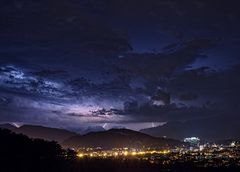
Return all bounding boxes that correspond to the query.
[62,128,182,149]
[0,124,182,149]
[0,124,76,143]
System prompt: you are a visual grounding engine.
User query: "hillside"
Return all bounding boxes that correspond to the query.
[0,124,76,143]
[62,128,182,149]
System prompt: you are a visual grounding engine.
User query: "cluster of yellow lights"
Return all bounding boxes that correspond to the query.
[131,151,137,156]
[76,150,171,158]
[77,153,84,158]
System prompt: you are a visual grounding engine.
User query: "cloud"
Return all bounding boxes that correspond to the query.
[151,89,170,105]
[0,97,12,107]
[32,70,68,79]
[0,0,239,131]
[112,38,218,82]
[124,101,138,112]
[0,61,239,129]
[178,92,198,101]
[0,0,132,54]
[105,101,218,123]
[68,77,93,92]
[0,63,236,126]
[0,65,69,98]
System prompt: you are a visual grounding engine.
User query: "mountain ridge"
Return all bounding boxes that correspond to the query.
[62,128,183,149]
[0,123,76,143]
[0,123,183,149]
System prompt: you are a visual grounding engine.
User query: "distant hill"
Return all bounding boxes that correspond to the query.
[0,123,17,131]
[0,124,76,143]
[140,117,240,141]
[83,126,105,134]
[0,124,182,149]
[62,128,182,149]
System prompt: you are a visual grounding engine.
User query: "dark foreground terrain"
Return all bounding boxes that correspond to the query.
[0,128,239,172]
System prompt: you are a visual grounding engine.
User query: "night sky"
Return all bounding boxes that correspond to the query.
[0,0,240,133]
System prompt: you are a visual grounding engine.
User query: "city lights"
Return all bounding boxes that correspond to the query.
[77,153,84,158]
[74,141,240,168]
[131,151,137,156]
[124,151,128,156]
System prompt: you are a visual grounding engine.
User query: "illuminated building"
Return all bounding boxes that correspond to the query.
[184,137,200,146]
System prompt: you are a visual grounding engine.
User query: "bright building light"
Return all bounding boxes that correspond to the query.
[184,137,200,145]
[131,152,137,156]
[77,153,84,158]
[123,151,128,156]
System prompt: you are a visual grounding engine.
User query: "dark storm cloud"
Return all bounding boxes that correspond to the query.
[124,101,138,112]
[0,0,132,55]
[84,0,240,41]
[178,92,198,101]
[0,59,239,126]
[170,65,240,106]
[114,38,217,81]
[93,101,217,123]
[68,78,92,87]
[90,64,240,123]
[0,65,67,98]
[0,0,240,131]
[0,96,12,107]
[66,113,86,118]
[32,70,68,79]
[151,89,170,105]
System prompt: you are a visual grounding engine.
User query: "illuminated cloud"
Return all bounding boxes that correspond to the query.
[0,0,239,134]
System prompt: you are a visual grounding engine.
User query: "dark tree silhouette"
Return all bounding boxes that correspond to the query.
[0,129,67,172]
